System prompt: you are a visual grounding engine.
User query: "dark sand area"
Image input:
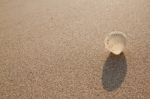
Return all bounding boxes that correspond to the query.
[0,0,150,98]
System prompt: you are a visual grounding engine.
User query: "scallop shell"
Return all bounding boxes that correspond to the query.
[104,31,127,55]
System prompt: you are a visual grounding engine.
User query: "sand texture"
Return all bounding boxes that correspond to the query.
[0,0,150,99]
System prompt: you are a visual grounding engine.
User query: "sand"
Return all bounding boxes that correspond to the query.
[0,0,150,99]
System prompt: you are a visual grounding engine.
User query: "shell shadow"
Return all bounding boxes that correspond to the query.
[102,52,127,91]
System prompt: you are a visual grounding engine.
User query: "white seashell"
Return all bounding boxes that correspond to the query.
[104,31,127,55]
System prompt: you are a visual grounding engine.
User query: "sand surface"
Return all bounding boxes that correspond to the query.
[0,0,150,99]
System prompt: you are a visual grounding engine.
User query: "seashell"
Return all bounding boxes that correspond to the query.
[104,31,127,55]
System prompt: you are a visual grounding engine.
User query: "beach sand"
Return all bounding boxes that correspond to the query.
[0,0,150,98]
